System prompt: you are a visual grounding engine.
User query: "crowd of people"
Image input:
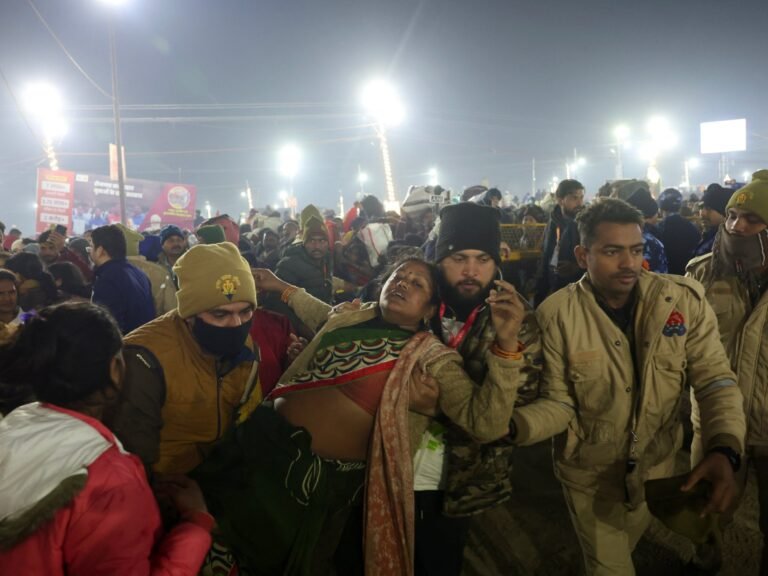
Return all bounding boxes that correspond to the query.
[0,170,766,575]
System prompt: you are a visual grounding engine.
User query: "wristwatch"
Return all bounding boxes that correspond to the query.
[708,446,742,472]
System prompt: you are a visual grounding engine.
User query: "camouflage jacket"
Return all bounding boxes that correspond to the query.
[441,302,541,516]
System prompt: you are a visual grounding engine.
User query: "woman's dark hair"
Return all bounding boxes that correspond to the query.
[519,204,547,224]
[4,252,59,305]
[0,302,122,414]
[48,262,91,299]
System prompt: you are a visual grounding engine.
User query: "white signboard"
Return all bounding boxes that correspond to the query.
[700,119,747,154]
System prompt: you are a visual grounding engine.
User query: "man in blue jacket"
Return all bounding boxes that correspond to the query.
[534,179,585,306]
[91,224,155,333]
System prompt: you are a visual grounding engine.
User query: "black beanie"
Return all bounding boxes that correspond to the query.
[701,183,731,217]
[436,203,501,264]
[626,188,659,219]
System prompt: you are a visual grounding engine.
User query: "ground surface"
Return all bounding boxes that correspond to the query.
[462,442,761,576]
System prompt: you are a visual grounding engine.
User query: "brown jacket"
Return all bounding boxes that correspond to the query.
[513,271,745,505]
[106,310,260,474]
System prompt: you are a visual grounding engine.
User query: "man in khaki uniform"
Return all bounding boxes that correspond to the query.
[687,169,768,572]
[512,198,745,575]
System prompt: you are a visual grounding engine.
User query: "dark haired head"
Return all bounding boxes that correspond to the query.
[556,179,585,200]
[576,198,644,248]
[4,252,59,305]
[91,225,127,260]
[48,262,91,299]
[38,229,54,245]
[0,302,123,414]
[520,204,546,223]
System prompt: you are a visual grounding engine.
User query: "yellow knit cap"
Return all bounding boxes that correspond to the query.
[727,169,768,224]
[173,242,256,319]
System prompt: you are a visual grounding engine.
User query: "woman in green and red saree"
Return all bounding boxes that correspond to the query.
[193,259,528,576]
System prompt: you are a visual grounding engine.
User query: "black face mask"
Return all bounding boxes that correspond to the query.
[192,317,253,358]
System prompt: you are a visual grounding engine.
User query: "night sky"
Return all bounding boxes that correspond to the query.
[1,0,767,232]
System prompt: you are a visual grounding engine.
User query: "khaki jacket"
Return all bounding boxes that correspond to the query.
[687,253,768,447]
[128,256,178,316]
[513,271,744,505]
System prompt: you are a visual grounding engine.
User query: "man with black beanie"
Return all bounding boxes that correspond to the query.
[253,201,542,575]
[693,183,732,257]
[407,201,540,575]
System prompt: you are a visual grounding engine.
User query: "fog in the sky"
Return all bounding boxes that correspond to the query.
[1,0,766,230]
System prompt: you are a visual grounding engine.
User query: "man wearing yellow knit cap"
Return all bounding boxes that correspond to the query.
[106,242,261,475]
[687,169,768,572]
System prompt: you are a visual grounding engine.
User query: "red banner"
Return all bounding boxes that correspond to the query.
[35,169,75,234]
[36,169,197,234]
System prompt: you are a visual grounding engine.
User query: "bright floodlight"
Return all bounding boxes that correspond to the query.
[97,0,130,5]
[278,144,301,179]
[361,79,405,127]
[357,172,369,184]
[646,116,677,150]
[23,83,67,138]
[427,167,438,186]
[614,125,630,141]
[743,171,751,181]
[687,158,700,169]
